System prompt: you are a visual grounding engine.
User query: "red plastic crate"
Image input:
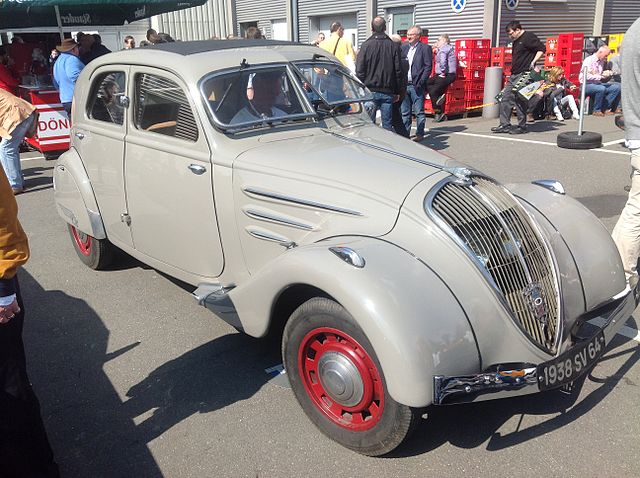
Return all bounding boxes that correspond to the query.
[546,38,558,51]
[491,47,512,65]
[558,33,584,50]
[464,90,484,101]
[455,38,491,50]
[558,48,582,61]
[559,58,582,75]
[465,79,484,91]
[457,59,489,70]
[446,100,466,114]
[544,52,558,67]
[457,49,490,61]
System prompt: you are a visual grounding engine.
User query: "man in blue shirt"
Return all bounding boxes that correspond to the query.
[52,38,84,119]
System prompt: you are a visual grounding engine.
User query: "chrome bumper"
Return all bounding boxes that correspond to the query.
[433,284,639,405]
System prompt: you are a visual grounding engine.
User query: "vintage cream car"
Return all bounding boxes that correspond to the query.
[53,40,638,456]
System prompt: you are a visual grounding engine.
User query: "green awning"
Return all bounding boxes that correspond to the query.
[0,0,208,29]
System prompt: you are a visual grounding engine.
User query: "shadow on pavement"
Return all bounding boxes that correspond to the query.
[20,268,281,476]
[19,270,163,477]
[391,334,639,458]
[426,125,468,151]
[22,165,54,190]
[124,334,278,443]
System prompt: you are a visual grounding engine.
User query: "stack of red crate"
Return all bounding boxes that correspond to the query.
[491,46,513,86]
[556,32,584,85]
[455,38,491,113]
[544,37,558,67]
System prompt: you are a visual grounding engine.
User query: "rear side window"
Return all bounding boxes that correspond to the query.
[134,73,198,142]
[88,71,126,125]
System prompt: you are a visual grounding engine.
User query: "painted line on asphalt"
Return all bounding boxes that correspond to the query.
[20,156,45,161]
[449,132,629,156]
[602,138,625,147]
[588,317,640,343]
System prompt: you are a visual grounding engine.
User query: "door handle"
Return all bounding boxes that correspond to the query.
[75,132,85,139]
[188,164,207,175]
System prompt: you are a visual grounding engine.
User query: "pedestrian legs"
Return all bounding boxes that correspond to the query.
[498,73,527,128]
[603,82,621,112]
[0,114,34,191]
[585,83,606,113]
[401,85,426,137]
[366,92,395,131]
[427,74,456,116]
[612,149,640,286]
[560,95,580,119]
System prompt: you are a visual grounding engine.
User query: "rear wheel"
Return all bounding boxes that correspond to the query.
[68,224,115,270]
[283,297,419,456]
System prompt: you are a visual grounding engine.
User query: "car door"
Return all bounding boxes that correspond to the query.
[124,67,224,279]
[73,67,133,249]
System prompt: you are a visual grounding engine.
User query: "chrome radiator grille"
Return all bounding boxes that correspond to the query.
[430,176,559,353]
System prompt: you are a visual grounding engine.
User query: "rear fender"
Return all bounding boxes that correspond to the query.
[53,148,106,239]
[228,236,480,407]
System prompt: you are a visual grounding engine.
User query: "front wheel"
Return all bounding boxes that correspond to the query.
[283,297,420,456]
[67,224,115,270]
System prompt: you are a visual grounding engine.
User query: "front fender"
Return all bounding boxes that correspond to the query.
[510,183,626,310]
[53,147,106,239]
[228,236,480,407]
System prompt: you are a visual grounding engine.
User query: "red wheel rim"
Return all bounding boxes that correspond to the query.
[70,226,92,256]
[298,327,384,431]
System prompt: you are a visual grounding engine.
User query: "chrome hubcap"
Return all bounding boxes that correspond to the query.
[318,351,364,407]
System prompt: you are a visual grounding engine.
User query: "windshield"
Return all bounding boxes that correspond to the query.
[292,61,372,110]
[201,65,315,131]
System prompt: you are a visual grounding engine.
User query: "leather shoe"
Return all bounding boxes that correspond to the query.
[412,135,424,142]
[509,126,527,135]
[527,113,536,123]
[605,110,617,115]
[12,187,25,195]
[491,125,511,133]
[592,111,605,117]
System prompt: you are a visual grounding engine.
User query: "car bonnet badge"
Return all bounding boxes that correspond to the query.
[524,282,548,327]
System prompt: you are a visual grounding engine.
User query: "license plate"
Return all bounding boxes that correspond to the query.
[537,330,605,391]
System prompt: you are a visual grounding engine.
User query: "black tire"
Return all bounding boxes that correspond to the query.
[283,297,420,456]
[557,131,602,150]
[67,224,115,270]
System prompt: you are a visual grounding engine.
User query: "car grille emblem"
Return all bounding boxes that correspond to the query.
[524,283,548,327]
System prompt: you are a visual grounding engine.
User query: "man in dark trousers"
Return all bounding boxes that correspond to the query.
[400,25,432,141]
[356,16,403,132]
[0,166,59,477]
[492,21,545,135]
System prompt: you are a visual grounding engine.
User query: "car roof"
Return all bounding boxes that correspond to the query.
[85,40,335,85]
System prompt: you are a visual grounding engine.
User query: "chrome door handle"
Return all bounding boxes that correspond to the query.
[188,164,207,175]
[75,132,85,139]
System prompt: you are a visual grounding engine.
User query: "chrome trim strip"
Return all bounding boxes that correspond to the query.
[243,186,363,216]
[532,179,566,195]
[434,283,639,405]
[245,226,296,248]
[243,207,315,231]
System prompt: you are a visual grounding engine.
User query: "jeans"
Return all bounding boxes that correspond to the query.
[499,72,528,128]
[584,82,621,113]
[0,114,34,190]
[401,84,426,136]
[365,92,394,131]
[612,149,640,286]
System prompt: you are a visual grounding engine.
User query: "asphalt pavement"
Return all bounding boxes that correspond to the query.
[13,113,640,478]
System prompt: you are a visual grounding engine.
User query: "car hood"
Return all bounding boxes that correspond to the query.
[231,124,460,272]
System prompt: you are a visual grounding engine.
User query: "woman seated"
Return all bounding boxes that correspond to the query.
[528,66,580,122]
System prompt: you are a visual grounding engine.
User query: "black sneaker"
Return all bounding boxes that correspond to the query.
[435,94,446,106]
[491,125,511,133]
[509,126,527,134]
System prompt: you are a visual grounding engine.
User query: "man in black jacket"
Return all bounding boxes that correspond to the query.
[401,25,432,141]
[356,16,403,131]
[492,21,545,134]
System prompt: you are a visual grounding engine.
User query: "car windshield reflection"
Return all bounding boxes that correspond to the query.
[202,66,315,131]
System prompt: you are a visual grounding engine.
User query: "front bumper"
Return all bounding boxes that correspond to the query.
[433,284,639,405]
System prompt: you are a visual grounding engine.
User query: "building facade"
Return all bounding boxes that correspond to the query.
[152,0,640,46]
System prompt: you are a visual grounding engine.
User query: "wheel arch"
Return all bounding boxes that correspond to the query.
[53,147,106,239]
[228,236,480,407]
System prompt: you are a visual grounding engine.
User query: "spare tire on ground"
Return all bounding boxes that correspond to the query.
[557,131,603,150]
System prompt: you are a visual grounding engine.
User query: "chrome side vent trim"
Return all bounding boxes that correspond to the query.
[243,206,316,231]
[243,186,363,216]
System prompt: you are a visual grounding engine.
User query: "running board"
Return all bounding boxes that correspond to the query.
[193,283,242,331]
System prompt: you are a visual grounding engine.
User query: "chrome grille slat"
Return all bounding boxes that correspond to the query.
[430,176,560,353]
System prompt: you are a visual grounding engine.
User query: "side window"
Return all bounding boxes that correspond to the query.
[134,73,198,142]
[88,72,126,125]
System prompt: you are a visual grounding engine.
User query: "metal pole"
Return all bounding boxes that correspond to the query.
[54,5,64,42]
[578,65,587,136]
